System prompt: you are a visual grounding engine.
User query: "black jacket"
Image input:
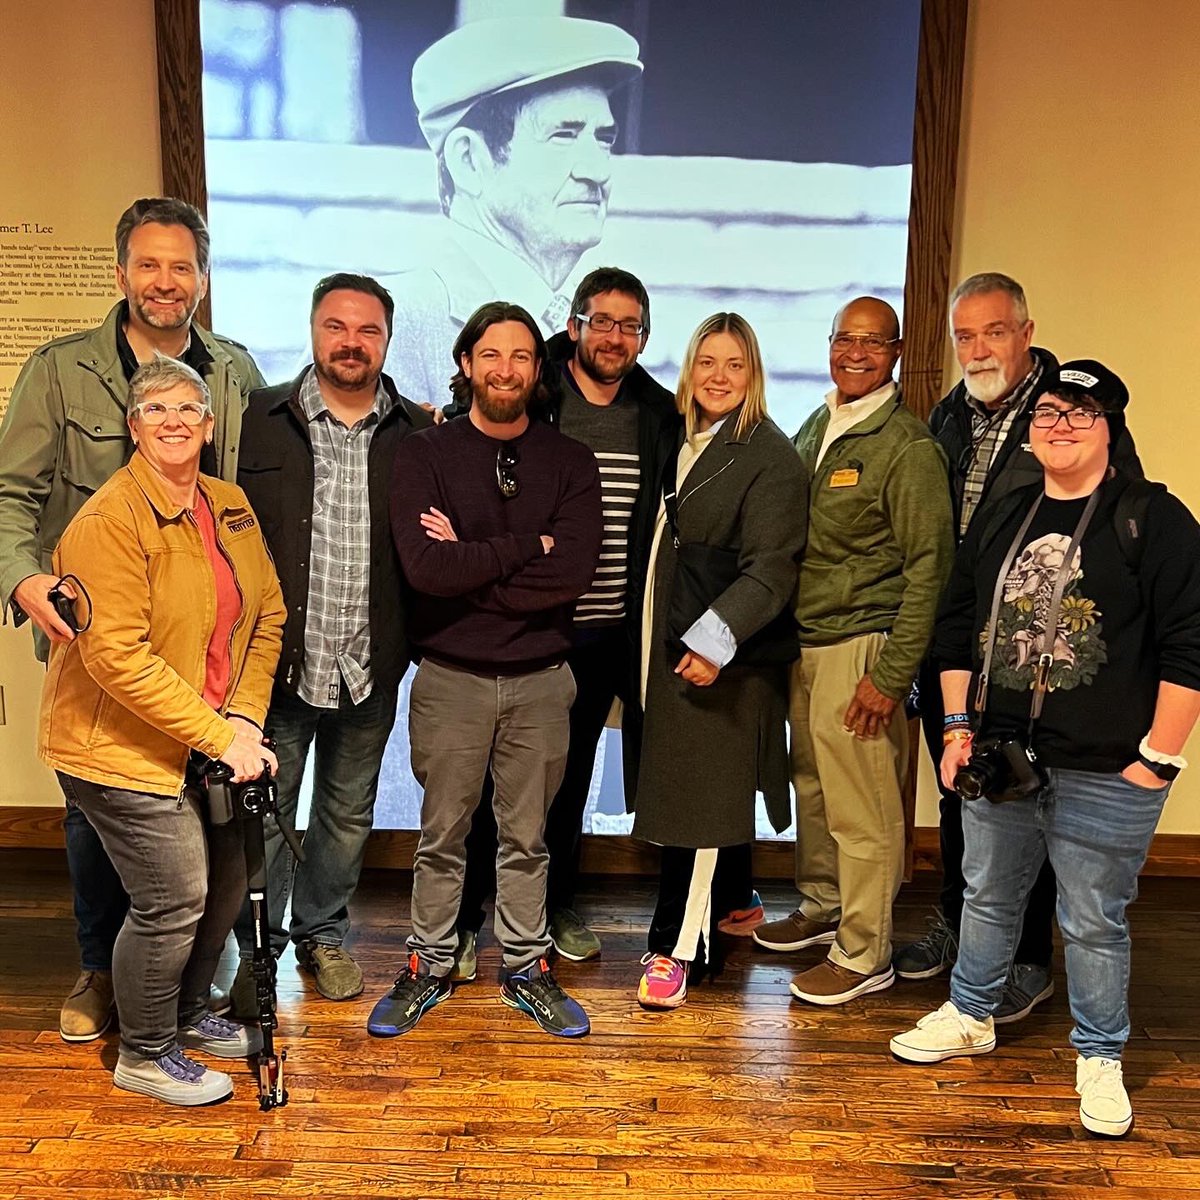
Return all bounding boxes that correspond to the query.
[238,368,433,697]
[928,346,1143,535]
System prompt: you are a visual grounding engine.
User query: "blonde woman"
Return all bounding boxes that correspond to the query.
[626,313,807,1008]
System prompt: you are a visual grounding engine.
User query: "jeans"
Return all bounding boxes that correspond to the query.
[408,659,574,974]
[59,772,247,1060]
[917,656,1057,966]
[234,681,398,958]
[63,798,128,971]
[950,767,1169,1060]
[457,626,629,931]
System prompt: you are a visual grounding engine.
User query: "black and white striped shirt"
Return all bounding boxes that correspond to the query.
[557,374,640,626]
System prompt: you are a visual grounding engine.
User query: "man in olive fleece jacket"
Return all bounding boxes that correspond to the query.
[755,297,953,1007]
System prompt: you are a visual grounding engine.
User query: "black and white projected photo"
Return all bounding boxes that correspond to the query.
[200,0,922,833]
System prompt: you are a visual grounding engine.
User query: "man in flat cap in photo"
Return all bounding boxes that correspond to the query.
[384,15,643,409]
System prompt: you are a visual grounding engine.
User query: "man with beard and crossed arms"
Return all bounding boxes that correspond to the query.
[370,301,602,1039]
[450,267,679,974]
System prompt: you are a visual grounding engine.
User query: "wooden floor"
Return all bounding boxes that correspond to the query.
[2,851,1200,1199]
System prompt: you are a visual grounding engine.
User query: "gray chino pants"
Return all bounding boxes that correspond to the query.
[58,772,247,1060]
[406,658,575,974]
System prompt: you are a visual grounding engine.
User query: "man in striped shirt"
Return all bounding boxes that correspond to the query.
[453,268,679,971]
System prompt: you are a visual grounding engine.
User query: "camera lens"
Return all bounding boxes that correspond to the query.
[240,784,267,815]
[955,766,986,802]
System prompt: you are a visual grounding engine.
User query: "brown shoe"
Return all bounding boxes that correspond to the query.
[789,959,895,1006]
[59,970,115,1042]
[752,910,838,952]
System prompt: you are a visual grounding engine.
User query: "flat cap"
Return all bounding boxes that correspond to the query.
[413,17,643,155]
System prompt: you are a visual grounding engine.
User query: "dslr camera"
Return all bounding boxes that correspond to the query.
[954,734,1047,804]
[195,756,276,827]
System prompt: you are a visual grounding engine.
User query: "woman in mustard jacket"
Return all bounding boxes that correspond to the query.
[39,356,285,1107]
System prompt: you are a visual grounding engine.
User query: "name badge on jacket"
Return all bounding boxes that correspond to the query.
[829,467,860,488]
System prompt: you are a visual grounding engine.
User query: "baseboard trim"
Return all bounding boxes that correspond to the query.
[3,806,1199,877]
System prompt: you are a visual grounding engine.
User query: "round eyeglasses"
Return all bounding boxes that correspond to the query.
[131,400,211,426]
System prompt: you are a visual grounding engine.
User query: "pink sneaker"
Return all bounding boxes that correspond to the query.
[717,889,765,936]
[638,953,688,1009]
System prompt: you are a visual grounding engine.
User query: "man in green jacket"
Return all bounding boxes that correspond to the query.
[754,296,953,1005]
[0,197,264,1043]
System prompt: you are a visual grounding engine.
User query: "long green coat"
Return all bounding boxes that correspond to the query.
[629,416,808,848]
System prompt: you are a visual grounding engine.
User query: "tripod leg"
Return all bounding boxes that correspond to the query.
[243,812,287,1109]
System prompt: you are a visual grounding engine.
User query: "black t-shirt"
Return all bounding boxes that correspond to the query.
[934,476,1200,772]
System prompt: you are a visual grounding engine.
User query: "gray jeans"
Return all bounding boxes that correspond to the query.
[58,772,247,1060]
[407,658,574,974]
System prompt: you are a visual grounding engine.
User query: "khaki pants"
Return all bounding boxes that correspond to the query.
[790,632,907,975]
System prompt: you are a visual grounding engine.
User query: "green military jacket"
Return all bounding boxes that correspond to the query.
[792,390,953,699]
[0,301,263,628]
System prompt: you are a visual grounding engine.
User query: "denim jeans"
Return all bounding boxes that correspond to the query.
[916,656,1057,965]
[59,772,247,1060]
[63,798,128,971]
[234,681,398,958]
[951,767,1170,1059]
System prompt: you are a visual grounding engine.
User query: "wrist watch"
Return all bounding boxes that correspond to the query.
[1137,734,1187,781]
[1136,753,1181,781]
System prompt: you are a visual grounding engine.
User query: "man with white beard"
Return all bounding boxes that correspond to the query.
[893,273,1141,1022]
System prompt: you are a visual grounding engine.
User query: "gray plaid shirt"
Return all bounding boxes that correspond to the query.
[958,358,1044,537]
[296,368,391,708]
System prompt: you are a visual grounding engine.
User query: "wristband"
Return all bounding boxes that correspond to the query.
[943,712,970,727]
[943,729,973,745]
[1138,734,1187,770]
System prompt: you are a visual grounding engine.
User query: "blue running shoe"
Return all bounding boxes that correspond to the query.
[367,953,452,1037]
[501,957,590,1038]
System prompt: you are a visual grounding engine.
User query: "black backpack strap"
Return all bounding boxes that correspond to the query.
[1110,475,1166,574]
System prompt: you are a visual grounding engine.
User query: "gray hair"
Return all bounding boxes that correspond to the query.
[116,197,211,275]
[949,272,1029,326]
[127,354,211,414]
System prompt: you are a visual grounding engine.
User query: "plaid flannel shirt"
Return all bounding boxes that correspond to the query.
[295,369,390,707]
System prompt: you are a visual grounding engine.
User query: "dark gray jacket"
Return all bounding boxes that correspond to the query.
[628,415,808,847]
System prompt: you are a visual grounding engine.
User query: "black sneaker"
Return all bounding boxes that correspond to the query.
[367,953,452,1037]
[500,958,590,1038]
[893,912,958,980]
[994,963,1054,1025]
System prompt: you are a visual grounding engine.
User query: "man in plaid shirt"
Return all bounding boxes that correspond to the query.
[230,274,432,1012]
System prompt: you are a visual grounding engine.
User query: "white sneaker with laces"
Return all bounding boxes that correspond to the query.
[1076,1055,1133,1137]
[889,1000,997,1063]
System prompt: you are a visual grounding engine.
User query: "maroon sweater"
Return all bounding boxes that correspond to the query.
[389,416,602,674]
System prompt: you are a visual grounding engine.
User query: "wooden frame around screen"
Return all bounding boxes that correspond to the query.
[151,0,970,875]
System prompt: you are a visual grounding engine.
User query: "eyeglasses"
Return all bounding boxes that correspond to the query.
[496,443,520,499]
[953,323,1025,349]
[1030,405,1106,430]
[575,312,645,337]
[131,400,211,426]
[828,333,899,353]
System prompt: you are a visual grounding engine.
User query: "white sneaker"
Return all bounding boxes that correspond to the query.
[1076,1056,1133,1137]
[114,1048,233,1106]
[889,1000,997,1063]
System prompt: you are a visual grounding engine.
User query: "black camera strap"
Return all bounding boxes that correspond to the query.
[975,486,1103,736]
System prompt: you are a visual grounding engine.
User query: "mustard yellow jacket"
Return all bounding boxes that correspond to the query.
[39,452,285,794]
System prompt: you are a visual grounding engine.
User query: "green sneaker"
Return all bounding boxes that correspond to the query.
[297,943,364,1001]
[549,908,601,962]
[451,929,478,983]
